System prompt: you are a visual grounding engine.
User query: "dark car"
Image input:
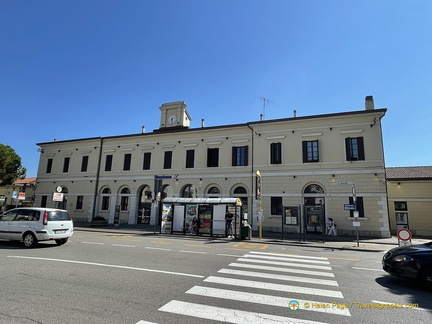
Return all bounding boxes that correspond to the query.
[382,242,432,288]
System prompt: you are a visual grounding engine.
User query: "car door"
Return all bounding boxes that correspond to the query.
[0,210,19,240]
[9,209,33,240]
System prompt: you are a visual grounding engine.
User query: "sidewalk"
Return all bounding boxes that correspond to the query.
[74,224,432,253]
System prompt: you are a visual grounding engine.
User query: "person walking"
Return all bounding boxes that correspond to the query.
[225,211,234,238]
[326,217,337,236]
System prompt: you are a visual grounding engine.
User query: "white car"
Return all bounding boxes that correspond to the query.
[0,207,74,248]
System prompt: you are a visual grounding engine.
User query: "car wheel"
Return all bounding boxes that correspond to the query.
[22,232,37,248]
[55,238,68,246]
[420,265,432,288]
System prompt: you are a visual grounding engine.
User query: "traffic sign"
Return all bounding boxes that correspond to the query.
[344,204,355,210]
[397,228,412,241]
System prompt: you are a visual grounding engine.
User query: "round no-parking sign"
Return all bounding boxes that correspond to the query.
[397,228,412,241]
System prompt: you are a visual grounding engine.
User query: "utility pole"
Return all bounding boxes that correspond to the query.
[257,97,272,120]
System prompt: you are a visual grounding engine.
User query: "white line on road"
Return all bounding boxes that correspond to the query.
[180,250,207,254]
[250,251,329,260]
[204,276,344,298]
[186,286,351,316]
[217,253,244,257]
[244,254,331,264]
[81,242,104,245]
[237,257,333,271]
[159,300,328,324]
[112,244,136,248]
[145,247,171,251]
[7,256,204,278]
[218,268,339,286]
[229,262,335,277]
[352,267,385,272]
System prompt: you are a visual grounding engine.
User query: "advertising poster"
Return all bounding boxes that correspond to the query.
[185,205,198,231]
[199,204,212,234]
[161,203,173,233]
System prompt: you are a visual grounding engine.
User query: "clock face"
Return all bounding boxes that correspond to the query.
[168,114,177,125]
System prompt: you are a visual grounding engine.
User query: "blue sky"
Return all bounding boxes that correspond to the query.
[1,0,431,177]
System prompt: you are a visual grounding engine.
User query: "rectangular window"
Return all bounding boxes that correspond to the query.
[143,152,151,170]
[105,155,113,171]
[81,156,89,172]
[345,137,365,161]
[207,148,219,167]
[76,196,84,210]
[271,197,283,215]
[349,197,364,217]
[232,146,248,166]
[270,142,282,164]
[186,149,195,168]
[63,157,70,173]
[123,153,131,171]
[302,140,319,163]
[41,195,48,207]
[46,159,53,173]
[164,151,172,169]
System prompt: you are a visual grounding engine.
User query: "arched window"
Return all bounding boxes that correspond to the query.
[234,186,247,194]
[304,184,325,194]
[181,184,197,198]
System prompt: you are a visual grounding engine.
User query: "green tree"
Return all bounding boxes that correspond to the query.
[0,144,27,186]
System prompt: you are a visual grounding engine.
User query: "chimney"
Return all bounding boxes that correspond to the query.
[201,119,205,128]
[365,96,374,110]
[260,114,263,121]
[141,126,145,133]
[293,110,297,118]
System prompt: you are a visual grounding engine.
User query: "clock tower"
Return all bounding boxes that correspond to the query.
[159,101,191,129]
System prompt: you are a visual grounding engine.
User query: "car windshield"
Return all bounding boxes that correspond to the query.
[48,211,71,221]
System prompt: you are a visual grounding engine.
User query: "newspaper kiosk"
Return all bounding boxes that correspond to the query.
[161,198,245,238]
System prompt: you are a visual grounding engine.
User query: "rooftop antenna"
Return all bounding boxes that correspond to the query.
[257,96,272,120]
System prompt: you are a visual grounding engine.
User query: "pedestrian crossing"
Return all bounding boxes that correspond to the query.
[145,251,351,323]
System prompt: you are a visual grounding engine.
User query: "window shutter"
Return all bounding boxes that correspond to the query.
[358,137,365,160]
[345,138,351,161]
[244,146,249,166]
[302,141,307,163]
[232,147,237,166]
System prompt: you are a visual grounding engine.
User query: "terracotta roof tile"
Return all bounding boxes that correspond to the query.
[386,166,432,180]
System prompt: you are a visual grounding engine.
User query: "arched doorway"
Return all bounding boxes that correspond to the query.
[181,184,197,198]
[232,185,248,216]
[303,183,326,233]
[137,185,152,224]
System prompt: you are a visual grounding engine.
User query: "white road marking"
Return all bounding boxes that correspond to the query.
[145,247,171,251]
[229,262,335,277]
[237,257,333,271]
[7,256,204,278]
[136,321,158,324]
[352,267,384,272]
[186,286,351,316]
[81,242,104,245]
[204,276,344,298]
[180,250,207,254]
[244,254,330,264]
[217,253,244,257]
[218,268,339,286]
[112,244,136,248]
[250,251,329,260]
[159,300,328,324]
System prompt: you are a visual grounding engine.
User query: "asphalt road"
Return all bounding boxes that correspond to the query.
[1,231,431,324]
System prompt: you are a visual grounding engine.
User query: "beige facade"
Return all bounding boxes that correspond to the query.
[35,98,391,237]
[386,167,432,237]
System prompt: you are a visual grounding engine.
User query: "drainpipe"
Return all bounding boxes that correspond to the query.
[91,137,104,220]
[247,124,254,229]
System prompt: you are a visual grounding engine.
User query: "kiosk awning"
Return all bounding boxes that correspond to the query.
[162,198,241,205]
